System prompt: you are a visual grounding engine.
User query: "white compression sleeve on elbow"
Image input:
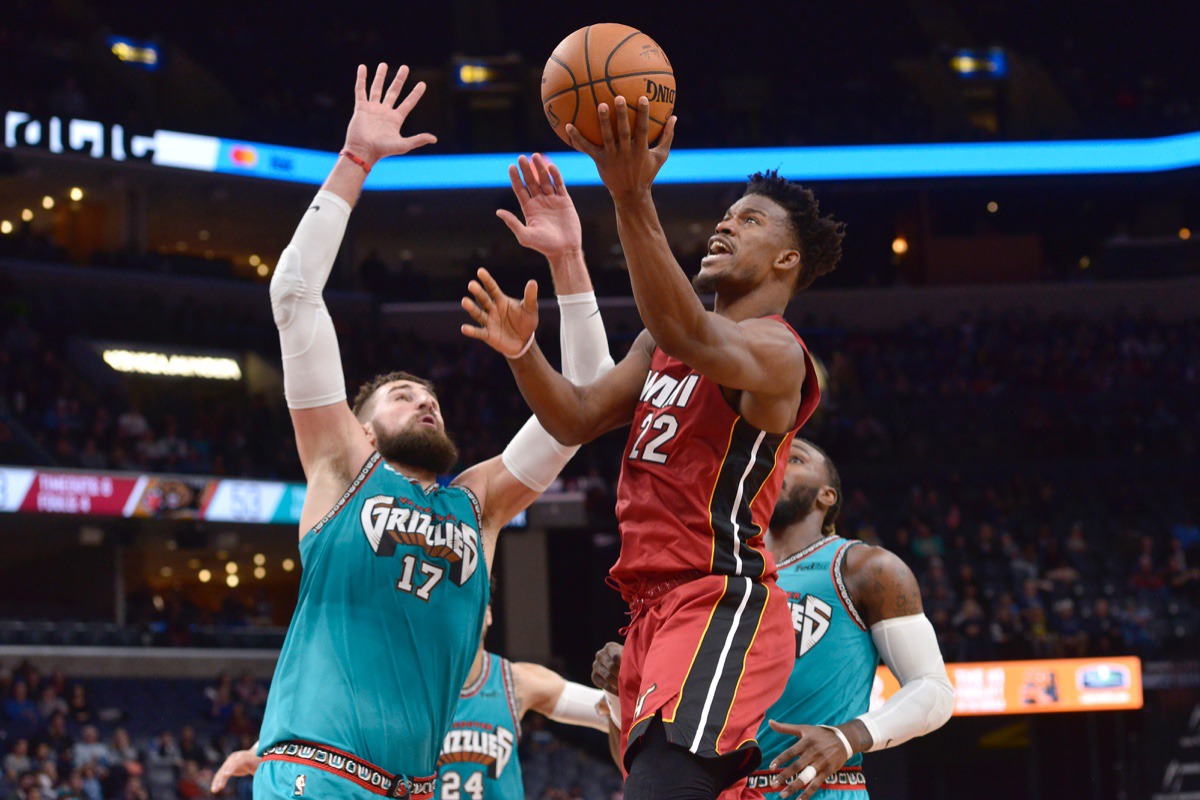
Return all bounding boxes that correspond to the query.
[856,614,955,752]
[548,681,609,732]
[558,291,615,383]
[502,292,615,491]
[271,191,352,409]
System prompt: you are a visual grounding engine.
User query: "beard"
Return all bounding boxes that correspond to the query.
[373,421,460,475]
[770,484,819,531]
[692,260,754,295]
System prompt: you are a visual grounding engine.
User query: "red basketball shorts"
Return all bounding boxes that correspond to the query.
[619,573,793,777]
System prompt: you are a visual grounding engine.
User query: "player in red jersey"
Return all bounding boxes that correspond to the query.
[462,100,843,800]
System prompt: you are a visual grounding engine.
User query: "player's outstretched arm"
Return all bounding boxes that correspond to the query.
[568,99,806,417]
[210,747,261,793]
[767,547,954,799]
[511,662,609,732]
[274,63,436,535]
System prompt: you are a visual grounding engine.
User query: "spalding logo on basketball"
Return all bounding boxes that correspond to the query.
[541,23,675,147]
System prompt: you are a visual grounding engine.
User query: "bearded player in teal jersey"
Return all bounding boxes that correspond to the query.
[250,62,616,800]
[593,439,955,800]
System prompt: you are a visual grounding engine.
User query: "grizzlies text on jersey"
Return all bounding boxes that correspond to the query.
[436,653,522,800]
[256,453,489,797]
[750,537,877,800]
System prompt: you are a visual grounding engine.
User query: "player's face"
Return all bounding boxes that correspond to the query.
[695,194,798,294]
[770,439,832,531]
[366,380,459,474]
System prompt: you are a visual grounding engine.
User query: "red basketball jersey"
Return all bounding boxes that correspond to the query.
[611,317,821,598]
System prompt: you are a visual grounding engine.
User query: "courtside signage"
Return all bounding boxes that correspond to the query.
[7,110,1200,187]
[872,656,1143,716]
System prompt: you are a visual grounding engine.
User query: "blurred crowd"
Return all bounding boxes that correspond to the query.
[0,662,620,800]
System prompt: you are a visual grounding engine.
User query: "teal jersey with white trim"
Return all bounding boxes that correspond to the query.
[258,453,489,777]
[755,537,876,799]
[436,653,523,800]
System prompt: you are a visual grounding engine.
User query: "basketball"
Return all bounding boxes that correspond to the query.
[541,23,675,147]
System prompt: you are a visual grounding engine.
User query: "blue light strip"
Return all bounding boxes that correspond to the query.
[214,131,1200,190]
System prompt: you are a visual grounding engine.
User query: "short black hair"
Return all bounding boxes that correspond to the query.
[798,438,842,536]
[743,170,845,295]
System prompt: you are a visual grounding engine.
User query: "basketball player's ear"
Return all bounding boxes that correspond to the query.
[816,485,838,512]
[362,421,377,447]
[774,248,801,275]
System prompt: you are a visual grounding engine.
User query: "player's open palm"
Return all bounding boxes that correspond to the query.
[342,63,437,166]
[497,154,582,260]
[461,268,539,358]
[767,720,853,799]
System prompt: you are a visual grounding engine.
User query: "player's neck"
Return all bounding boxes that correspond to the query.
[383,459,439,491]
[712,288,785,322]
[463,648,486,689]
[767,515,829,563]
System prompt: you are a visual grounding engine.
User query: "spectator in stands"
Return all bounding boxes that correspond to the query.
[1051,599,1088,657]
[176,728,210,770]
[2,740,31,779]
[66,686,92,727]
[72,727,111,773]
[175,761,206,800]
[3,682,41,741]
[143,733,182,800]
[1085,598,1124,656]
[36,688,66,723]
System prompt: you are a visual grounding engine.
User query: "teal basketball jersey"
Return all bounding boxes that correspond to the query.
[754,537,876,800]
[436,653,523,800]
[258,453,489,779]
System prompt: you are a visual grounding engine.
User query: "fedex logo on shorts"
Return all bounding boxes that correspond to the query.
[360,496,480,585]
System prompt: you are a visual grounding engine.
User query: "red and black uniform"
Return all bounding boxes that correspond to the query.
[612,315,821,776]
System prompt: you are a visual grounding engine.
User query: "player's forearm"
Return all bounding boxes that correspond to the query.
[319,154,372,209]
[611,191,711,355]
[508,343,596,445]
[546,248,593,295]
[271,182,354,409]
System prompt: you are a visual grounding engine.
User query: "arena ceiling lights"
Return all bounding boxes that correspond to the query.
[6,109,1200,189]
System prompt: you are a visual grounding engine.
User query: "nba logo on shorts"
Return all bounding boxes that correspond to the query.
[293,775,306,796]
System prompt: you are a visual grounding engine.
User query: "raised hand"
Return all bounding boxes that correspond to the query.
[566,96,676,202]
[496,154,582,261]
[460,268,539,358]
[342,63,437,168]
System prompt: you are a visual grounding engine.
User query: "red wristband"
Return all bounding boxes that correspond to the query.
[339,150,371,174]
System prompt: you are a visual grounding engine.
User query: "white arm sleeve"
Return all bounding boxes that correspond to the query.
[856,614,955,752]
[501,291,613,492]
[270,190,351,409]
[547,681,609,732]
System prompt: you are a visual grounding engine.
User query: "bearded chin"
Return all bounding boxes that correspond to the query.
[692,270,720,294]
[374,424,460,475]
[770,485,819,531]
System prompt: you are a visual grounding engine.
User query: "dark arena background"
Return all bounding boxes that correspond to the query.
[1,2,1198,799]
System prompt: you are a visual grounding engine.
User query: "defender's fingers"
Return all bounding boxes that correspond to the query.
[461,297,488,324]
[383,64,410,106]
[495,209,526,237]
[530,153,554,194]
[467,280,494,311]
[522,279,539,311]
[507,164,531,199]
[396,81,428,118]
[476,268,505,299]
[354,64,368,101]
[517,154,541,195]
[546,161,570,197]
[369,63,388,102]
[460,323,489,341]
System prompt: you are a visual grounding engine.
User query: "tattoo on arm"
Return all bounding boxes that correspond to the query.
[848,547,924,628]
